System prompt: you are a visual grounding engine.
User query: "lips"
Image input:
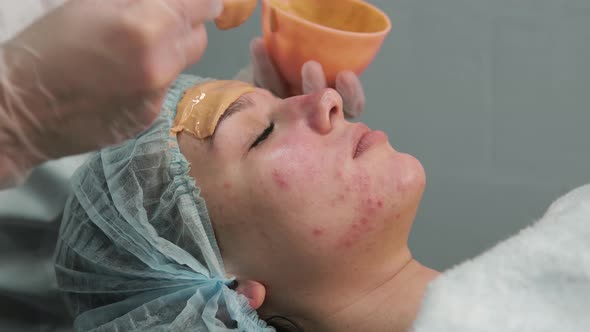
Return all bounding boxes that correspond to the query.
[352,123,371,159]
[352,124,388,159]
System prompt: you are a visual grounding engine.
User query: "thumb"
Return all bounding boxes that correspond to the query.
[134,0,223,26]
[301,61,327,95]
[250,37,288,97]
[335,71,366,119]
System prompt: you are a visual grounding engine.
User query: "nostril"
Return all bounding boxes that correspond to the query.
[323,89,343,119]
[329,106,339,117]
[311,89,343,133]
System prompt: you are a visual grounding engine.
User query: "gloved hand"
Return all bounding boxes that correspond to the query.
[238,37,366,119]
[0,0,222,187]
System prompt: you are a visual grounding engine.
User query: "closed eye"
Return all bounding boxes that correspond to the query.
[250,122,275,149]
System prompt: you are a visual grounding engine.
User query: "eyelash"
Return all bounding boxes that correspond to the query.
[250,122,275,149]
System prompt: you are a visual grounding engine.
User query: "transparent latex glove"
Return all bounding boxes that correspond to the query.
[235,37,366,119]
[0,0,223,188]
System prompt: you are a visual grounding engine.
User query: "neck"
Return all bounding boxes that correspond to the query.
[307,256,440,332]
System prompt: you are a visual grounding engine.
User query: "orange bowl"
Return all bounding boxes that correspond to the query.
[261,0,391,95]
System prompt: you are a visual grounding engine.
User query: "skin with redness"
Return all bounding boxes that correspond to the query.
[178,85,439,332]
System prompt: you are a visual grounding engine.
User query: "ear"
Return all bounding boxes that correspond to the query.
[235,280,266,310]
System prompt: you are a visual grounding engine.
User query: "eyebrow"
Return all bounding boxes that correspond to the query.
[208,94,256,147]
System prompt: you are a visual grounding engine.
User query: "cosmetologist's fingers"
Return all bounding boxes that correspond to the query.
[250,37,288,97]
[335,70,366,119]
[133,0,222,29]
[301,60,327,95]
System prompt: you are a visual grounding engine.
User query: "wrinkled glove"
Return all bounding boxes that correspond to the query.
[0,0,223,188]
[235,37,366,119]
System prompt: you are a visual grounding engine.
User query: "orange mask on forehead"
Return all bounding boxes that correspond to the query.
[171,80,256,139]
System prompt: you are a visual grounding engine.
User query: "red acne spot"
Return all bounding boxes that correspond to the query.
[377,200,383,208]
[335,170,344,179]
[356,171,371,193]
[272,169,289,190]
[338,217,376,249]
[395,213,401,220]
[338,194,345,201]
[312,227,326,237]
[342,239,353,248]
[223,182,232,190]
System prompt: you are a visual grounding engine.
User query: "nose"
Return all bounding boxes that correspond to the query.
[294,88,344,134]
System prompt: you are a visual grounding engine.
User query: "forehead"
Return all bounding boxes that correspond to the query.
[220,88,277,124]
[176,88,277,179]
[176,88,277,150]
[247,88,275,105]
[212,88,278,142]
[172,80,257,139]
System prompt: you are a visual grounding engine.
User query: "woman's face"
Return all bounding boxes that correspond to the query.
[178,86,425,310]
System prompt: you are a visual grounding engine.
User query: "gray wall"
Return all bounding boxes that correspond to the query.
[187,0,590,271]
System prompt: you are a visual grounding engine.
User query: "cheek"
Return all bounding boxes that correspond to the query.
[211,179,282,262]
[301,167,388,249]
[271,169,290,190]
[207,179,239,227]
[251,142,424,253]
[263,137,325,193]
[323,154,425,250]
[223,181,232,190]
[334,168,387,249]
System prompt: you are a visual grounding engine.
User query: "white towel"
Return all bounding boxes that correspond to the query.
[412,183,590,332]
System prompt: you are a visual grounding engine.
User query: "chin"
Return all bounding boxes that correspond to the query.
[366,147,426,202]
[405,153,426,186]
[386,152,426,205]
[403,153,426,192]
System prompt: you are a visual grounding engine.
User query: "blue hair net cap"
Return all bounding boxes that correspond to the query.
[54,74,275,331]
